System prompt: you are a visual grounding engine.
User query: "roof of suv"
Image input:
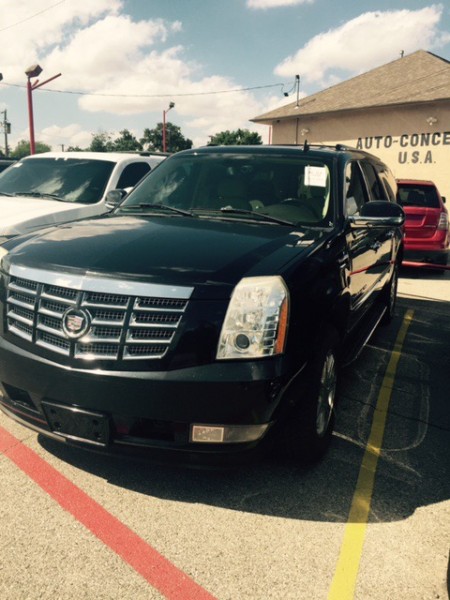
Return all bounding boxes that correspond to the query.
[182,143,383,160]
[23,151,167,162]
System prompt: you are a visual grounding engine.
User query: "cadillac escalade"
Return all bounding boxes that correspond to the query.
[0,144,404,466]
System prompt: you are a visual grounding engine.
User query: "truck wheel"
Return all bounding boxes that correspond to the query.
[279,329,339,464]
[381,262,398,325]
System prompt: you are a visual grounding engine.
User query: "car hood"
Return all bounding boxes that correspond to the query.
[6,214,327,293]
[0,195,82,235]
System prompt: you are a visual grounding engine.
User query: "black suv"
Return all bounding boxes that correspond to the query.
[0,144,404,466]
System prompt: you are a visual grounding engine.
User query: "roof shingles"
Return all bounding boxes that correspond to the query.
[252,50,450,122]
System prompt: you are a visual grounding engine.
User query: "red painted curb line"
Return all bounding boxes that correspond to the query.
[0,425,217,600]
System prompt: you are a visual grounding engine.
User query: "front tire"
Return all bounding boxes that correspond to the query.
[278,329,339,464]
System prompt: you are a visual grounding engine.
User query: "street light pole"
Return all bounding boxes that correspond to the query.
[25,64,61,155]
[162,101,175,153]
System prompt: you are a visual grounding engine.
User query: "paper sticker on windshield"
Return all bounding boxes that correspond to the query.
[304,166,327,187]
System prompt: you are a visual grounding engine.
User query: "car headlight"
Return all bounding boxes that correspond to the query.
[217,276,289,360]
[0,246,9,268]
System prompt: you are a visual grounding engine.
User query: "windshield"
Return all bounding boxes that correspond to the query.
[119,152,333,226]
[0,157,115,204]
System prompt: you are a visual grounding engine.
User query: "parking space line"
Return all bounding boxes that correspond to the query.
[328,309,414,600]
[0,426,217,600]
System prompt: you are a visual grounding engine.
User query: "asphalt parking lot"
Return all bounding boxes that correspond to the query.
[0,266,449,600]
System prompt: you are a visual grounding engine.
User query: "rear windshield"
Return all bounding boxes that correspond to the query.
[0,157,115,204]
[397,184,440,208]
[120,152,334,226]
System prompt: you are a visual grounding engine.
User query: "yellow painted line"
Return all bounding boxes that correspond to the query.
[328,309,414,600]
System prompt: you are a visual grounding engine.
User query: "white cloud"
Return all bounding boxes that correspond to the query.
[0,0,123,73]
[275,5,450,85]
[1,0,277,148]
[247,0,314,8]
[39,123,93,149]
[44,15,174,91]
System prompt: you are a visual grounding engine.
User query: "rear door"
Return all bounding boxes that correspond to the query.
[345,160,393,322]
[359,160,395,291]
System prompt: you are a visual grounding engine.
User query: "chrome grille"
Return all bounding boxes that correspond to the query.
[6,266,193,361]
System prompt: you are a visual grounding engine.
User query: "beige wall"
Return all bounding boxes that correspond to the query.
[270,101,450,201]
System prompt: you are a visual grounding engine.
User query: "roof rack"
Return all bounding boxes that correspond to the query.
[271,142,353,152]
[116,150,171,157]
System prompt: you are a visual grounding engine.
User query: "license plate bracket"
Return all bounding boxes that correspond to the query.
[42,401,110,446]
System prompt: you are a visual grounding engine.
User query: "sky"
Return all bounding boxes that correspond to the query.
[0,0,449,152]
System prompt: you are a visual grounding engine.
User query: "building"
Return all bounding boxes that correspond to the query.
[252,50,450,200]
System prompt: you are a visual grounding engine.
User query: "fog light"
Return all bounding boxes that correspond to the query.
[191,423,269,444]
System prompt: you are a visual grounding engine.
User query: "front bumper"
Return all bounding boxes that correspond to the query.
[0,336,293,466]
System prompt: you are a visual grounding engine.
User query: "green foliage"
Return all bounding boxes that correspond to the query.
[88,131,115,152]
[87,129,143,152]
[140,122,193,153]
[10,123,192,158]
[208,128,263,146]
[113,129,143,152]
[10,140,52,159]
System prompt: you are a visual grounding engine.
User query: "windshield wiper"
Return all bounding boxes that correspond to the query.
[13,191,65,202]
[121,203,195,217]
[216,207,294,225]
[0,191,14,196]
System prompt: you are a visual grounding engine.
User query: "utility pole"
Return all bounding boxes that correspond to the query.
[1,109,11,156]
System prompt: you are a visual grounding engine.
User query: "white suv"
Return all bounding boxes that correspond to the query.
[0,151,166,244]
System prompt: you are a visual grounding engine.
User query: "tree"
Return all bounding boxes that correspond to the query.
[10,140,51,159]
[112,129,143,152]
[140,122,192,153]
[88,131,115,152]
[87,129,143,152]
[208,128,263,146]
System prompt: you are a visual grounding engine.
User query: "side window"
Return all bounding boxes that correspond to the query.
[360,161,387,200]
[377,169,397,202]
[344,161,369,216]
[117,162,151,189]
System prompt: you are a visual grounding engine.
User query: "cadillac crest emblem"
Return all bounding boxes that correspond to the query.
[61,307,91,339]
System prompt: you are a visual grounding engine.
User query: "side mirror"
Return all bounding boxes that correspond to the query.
[350,201,405,228]
[105,189,127,210]
[442,196,446,204]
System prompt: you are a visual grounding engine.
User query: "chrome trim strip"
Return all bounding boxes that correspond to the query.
[8,281,38,295]
[10,264,194,300]
[36,338,70,356]
[8,324,33,341]
[7,296,35,309]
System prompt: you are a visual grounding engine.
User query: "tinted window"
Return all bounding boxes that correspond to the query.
[378,169,397,202]
[360,161,387,201]
[120,153,334,226]
[344,161,369,215]
[0,158,115,204]
[397,184,440,208]
[116,162,151,189]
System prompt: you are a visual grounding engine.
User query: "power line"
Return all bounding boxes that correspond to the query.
[0,81,286,98]
[0,0,68,33]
